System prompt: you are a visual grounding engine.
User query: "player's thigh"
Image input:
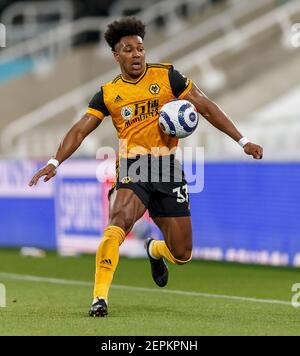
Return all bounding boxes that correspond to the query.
[153,216,193,260]
[109,188,147,235]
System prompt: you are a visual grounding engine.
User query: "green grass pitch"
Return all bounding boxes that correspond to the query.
[0,249,300,336]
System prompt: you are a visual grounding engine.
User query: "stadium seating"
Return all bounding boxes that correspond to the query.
[0,0,299,160]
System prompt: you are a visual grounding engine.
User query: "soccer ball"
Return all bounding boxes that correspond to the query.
[158,99,199,139]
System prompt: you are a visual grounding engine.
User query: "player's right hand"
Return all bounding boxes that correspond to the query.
[29,164,57,186]
[243,142,263,160]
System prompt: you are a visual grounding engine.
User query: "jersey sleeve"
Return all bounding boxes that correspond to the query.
[86,87,110,120]
[168,66,193,99]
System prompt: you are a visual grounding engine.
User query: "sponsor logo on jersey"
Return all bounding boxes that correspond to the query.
[124,99,160,128]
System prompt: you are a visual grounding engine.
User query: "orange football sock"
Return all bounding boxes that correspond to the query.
[93,225,125,301]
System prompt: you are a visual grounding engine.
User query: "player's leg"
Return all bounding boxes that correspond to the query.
[90,188,146,317]
[144,216,192,288]
[144,165,192,287]
[151,216,193,264]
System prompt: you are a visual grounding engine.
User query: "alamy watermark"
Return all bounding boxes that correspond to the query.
[95,141,205,194]
[291,23,300,48]
[0,23,6,48]
[291,283,300,308]
[0,283,6,307]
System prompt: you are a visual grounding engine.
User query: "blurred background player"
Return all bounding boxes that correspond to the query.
[28,16,262,317]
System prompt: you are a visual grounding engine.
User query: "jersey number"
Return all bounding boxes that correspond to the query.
[173,185,189,203]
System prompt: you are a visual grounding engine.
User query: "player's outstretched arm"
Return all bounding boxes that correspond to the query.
[29,113,101,186]
[184,83,263,160]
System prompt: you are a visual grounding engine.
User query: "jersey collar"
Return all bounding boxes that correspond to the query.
[121,64,148,84]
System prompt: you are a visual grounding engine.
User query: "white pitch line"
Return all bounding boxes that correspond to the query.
[0,272,291,306]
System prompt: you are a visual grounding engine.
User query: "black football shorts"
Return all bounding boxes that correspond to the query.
[109,155,191,218]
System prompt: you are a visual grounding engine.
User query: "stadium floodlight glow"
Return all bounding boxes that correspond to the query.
[0,283,6,307]
[0,23,6,48]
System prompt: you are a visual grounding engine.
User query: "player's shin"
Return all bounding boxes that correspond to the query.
[93,225,125,301]
[151,240,192,265]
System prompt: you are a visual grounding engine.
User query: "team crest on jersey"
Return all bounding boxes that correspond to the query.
[149,83,160,95]
[121,106,133,121]
[121,176,132,184]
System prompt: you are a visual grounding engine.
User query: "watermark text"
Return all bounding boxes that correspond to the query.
[96,142,205,193]
[291,23,300,48]
[0,23,6,48]
[292,283,300,308]
[0,283,6,307]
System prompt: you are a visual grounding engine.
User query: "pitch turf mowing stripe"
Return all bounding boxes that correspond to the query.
[0,272,291,306]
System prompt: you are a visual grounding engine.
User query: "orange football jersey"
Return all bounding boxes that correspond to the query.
[86,63,192,157]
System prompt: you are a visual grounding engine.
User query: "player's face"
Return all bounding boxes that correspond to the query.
[114,36,146,79]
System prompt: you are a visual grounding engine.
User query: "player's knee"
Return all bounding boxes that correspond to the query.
[170,247,192,265]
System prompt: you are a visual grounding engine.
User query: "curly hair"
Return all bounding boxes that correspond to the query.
[104,16,146,51]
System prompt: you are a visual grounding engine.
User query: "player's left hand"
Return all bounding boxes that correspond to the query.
[243,143,263,160]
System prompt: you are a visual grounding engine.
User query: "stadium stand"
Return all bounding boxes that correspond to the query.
[0,0,299,159]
